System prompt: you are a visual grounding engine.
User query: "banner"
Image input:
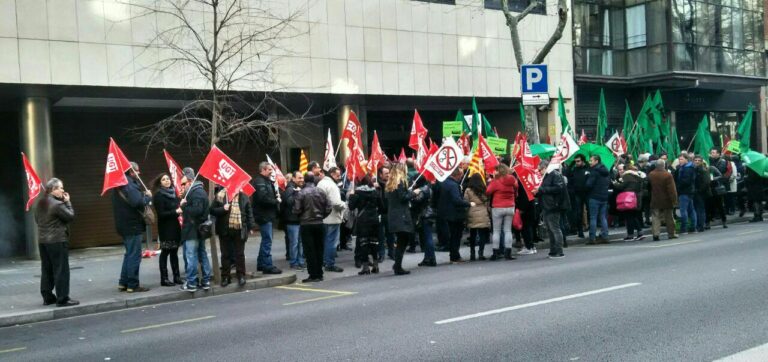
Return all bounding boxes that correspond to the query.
[409,109,428,150]
[265,155,287,191]
[513,163,543,201]
[423,137,464,182]
[198,145,252,199]
[442,121,463,137]
[477,134,500,174]
[163,150,184,198]
[22,152,42,211]
[341,111,363,149]
[486,137,508,155]
[726,140,741,154]
[101,138,132,195]
[606,131,627,156]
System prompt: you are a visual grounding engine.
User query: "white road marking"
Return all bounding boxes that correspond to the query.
[120,315,215,333]
[737,229,763,236]
[642,239,702,248]
[713,341,768,361]
[434,283,642,325]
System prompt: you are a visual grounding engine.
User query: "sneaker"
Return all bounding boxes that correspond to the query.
[180,284,197,293]
[290,265,305,271]
[622,236,634,241]
[669,235,679,239]
[324,266,344,273]
[517,248,535,255]
[201,282,211,290]
[117,285,127,292]
[301,277,323,283]
[548,254,565,259]
[262,267,283,275]
[633,235,646,241]
[532,247,538,254]
[652,236,660,241]
[56,299,80,307]
[126,286,150,293]
[450,258,467,264]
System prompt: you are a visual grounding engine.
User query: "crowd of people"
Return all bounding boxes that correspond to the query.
[33,146,768,306]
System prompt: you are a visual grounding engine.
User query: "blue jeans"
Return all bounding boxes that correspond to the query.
[257,222,274,269]
[588,199,609,240]
[119,234,142,288]
[286,224,304,266]
[693,195,707,231]
[420,219,436,261]
[679,195,697,232]
[323,224,340,267]
[183,238,211,287]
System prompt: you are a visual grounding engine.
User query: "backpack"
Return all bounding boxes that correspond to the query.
[616,191,638,211]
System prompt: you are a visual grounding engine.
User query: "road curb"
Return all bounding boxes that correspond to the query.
[0,273,296,328]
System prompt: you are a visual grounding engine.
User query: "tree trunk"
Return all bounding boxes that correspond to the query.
[208,93,221,284]
[525,105,542,143]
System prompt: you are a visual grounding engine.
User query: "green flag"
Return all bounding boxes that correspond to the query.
[519,103,526,131]
[670,127,681,157]
[456,109,469,135]
[737,104,754,150]
[693,115,714,157]
[471,97,480,141]
[482,114,497,138]
[622,101,633,136]
[558,88,571,136]
[597,88,608,143]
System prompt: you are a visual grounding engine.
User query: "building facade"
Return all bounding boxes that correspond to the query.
[571,0,767,150]
[0,0,574,257]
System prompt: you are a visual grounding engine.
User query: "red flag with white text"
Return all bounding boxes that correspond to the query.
[21,152,42,211]
[513,163,542,201]
[477,134,499,174]
[409,109,428,151]
[101,138,132,195]
[163,150,185,198]
[198,145,252,199]
[342,111,363,150]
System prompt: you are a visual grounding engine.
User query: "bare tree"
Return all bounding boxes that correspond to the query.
[127,0,316,282]
[500,0,569,142]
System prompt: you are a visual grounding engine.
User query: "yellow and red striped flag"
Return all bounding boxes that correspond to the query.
[299,149,309,174]
[468,143,485,184]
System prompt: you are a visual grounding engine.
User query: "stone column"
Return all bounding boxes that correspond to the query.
[19,97,53,260]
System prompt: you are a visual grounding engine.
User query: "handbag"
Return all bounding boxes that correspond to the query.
[713,183,727,196]
[197,218,213,240]
[616,191,638,211]
[512,209,523,231]
[118,190,155,225]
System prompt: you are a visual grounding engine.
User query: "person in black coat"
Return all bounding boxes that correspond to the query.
[281,172,305,269]
[535,160,568,258]
[112,162,152,293]
[385,163,420,275]
[251,162,282,274]
[210,187,255,287]
[152,173,182,286]
[745,168,765,222]
[179,168,212,292]
[349,175,383,275]
[565,154,589,238]
[437,168,471,263]
[585,156,611,243]
[35,178,78,307]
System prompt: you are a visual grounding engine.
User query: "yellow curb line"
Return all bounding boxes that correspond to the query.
[121,315,216,333]
[0,347,26,354]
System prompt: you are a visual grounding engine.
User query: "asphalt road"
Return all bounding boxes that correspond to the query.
[2,222,768,361]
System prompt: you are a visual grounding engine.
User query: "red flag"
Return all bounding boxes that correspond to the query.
[513,163,543,201]
[101,138,132,195]
[409,109,428,150]
[265,155,287,191]
[163,150,185,198]
[242,183,256,197]
[398,148,407,163]
[341,111,363,149]
[578,129,588,145]
[198,145,252,199]
[22,152,42,211]
[368,131,384,174]
[347,142,367,181]
[419,139,439,182]
[457,132,471,156]
[477,134,500,174]
[414,139,429,170]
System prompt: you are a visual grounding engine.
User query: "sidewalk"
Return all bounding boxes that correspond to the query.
[0,215,751,327]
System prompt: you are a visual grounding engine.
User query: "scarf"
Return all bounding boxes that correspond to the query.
[228,194,242,230]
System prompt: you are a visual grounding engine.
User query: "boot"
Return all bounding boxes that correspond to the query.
[469,247,476,261]
[358,262,371,275]
[220,275,231,287]
[371,259,379,274]
[489,249,500,261]
[478,246,486,261]
[159,260,174,287]
[173,270,183,285]
[504,248,516,260]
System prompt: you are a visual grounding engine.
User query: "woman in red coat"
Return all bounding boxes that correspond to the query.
[486,164,519,260]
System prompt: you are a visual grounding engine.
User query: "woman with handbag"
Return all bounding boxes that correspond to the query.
[486,164,518,260]
[385,163,421,275]
[613,165,646,241]
[152,173,182,286]
[464,174,490,261]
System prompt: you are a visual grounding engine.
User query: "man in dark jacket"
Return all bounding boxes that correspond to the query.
[693,156,711,232]
[675,154,697,233]
[180,168,212,292]
[210,188,255,287]
[566,154,589,238]
[293,173,331,283]
[438,169,471,262]
[282,171,305,269]
[112,162,152,293]
[585,156,611,244]
[377,165,395,261]
[252,162,282,275]
[536,160,568,258]
[35,178,79,307]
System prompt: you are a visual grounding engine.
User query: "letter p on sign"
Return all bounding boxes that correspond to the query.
[521,64,548,94]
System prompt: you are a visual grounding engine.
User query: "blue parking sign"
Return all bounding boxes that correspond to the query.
[521,65,548,94]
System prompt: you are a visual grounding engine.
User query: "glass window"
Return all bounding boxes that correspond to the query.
[587,48,615,75]
[648,44,668,72]
[732,8,743,49]
[484,0,546,14]
[647,1,668,45]
[695,3,715,46]
[627,48,648,74]
[611,8,626,48]
[626,5,647,49]
[674,44,696,70]
[696,46,716,72]
[671,0,695,43]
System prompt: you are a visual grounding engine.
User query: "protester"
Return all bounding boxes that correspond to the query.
[385,163,421,274]
[613,165,646,241]
[692,156,711,233]
[705,157,728,229]
[724,154,739,215]
[585,155,611,244]
[486,164,518,260]
[565,154,589,238]
[376,165,395,262]
[292,173,330,282]
[745,168,765,222]
[535,160,569,258]
[210,187,255,287]
[412,176,437,267]
[281,172,295,260]
[152,173,182,286]
[513,173,538,255]
[317,167,346,273]
[675,153,697,234]
[282,171,305,270]
[649,160,678,241]
[35,178,78,307]
[179,168,212,292]
[464,173,490,261]
[112,161,152,293]
[348,175,383,275]
[252,161,282,275]
[437,168,470,263]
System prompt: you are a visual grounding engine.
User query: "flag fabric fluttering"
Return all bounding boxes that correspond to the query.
[477,134,499,174]
[557,88,571,136]
[578,129,588,145]
[22,152,42,211]
[457,132,471,156]
[299,149,309,174]
[341,111,363,149]
[101,138,133,195]
[737,104,754,150]
[467,144,485,184]
[265,155,287,191]
[693,115,715,157]
[471,97,481,141]
[323,129,337,171]
[163,150,185,198]
[606,131,627,156]
[596,88,608,143]
[519,103,527,131]
[409,109,428,151]
[198,145,252,200]
[368,131,384,175]
[423,137,464,182]
[513,163,543,201]
[482,114,497,138]
[398,148,407,163]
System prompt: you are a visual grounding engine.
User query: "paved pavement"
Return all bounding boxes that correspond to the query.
[0,219,766,361]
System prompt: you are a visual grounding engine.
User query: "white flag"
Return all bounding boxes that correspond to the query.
[323,128,337,171]
[606,131,627,156]
[424,137,464,182]
[547,133,580,173]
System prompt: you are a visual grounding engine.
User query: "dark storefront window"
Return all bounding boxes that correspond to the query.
[485,0,546,15]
